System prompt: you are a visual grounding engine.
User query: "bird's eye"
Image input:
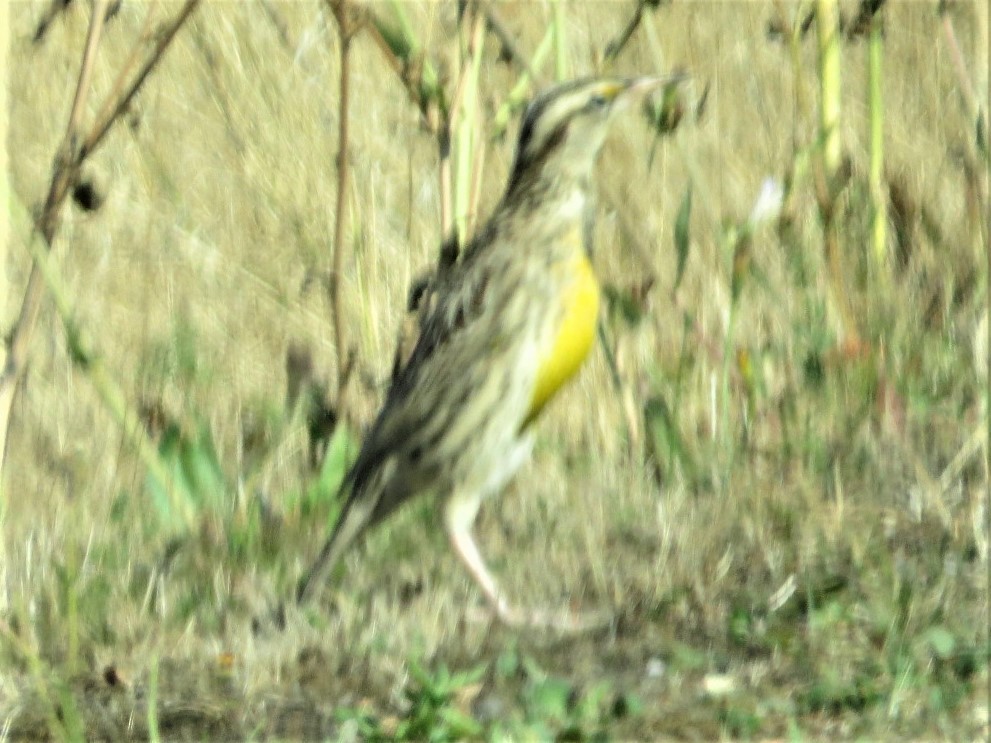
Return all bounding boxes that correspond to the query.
[588,93,609,110]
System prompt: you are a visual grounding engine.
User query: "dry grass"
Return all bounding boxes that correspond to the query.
[2,1,988,740]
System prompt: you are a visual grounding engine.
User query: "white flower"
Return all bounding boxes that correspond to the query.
[748,177,784,226]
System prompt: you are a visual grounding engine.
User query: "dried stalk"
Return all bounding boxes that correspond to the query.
[604,0,670,65]
[0,0,201,493]
[938,0,986,141]
[84,0,200,159]
[0,0,112,471]
[358,5,446,123]
[452,5,487,243]
[480,2,541,81]
[324,0,356,419]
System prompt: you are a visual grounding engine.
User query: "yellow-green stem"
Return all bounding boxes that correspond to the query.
[454,15,485,243]
[552,0,568,80]
[868,19,887,268]
[817,0,842,176]
[493,26,555,136]
[816,0,855,339]
[148,654,161,743]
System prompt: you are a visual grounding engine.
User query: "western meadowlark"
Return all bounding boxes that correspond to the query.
[297,75,680,629]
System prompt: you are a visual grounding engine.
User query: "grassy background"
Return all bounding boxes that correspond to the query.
[2,1,988,739]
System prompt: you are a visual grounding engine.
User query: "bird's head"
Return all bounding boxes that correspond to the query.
[506,74,683,198]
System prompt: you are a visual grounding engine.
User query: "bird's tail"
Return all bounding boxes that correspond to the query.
[296,480,377,605]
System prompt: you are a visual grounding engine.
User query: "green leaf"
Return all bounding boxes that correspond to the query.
[673,185,692,291]
[147,425,182,524]
[525,677,572,723]
[305,423,358,519]
[602,284,646,327]
[729,608,754,645]
[147,420,227,528]
[668,640,708,671]
[645,83,687,135]
[612,692,643,718]
[438,706,483,739]
[495,647,520,679]
[644,395,697,483]
[450,663,487,689]
[179,421,225,507]
[573,681,613,723]
[924,626,956,659]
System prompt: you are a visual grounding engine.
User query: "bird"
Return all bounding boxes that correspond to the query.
[297,74,682,629]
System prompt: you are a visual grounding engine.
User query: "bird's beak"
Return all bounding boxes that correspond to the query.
[624,71,688,97]
[608,72,688,112]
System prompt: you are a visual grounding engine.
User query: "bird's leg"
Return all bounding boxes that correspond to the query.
[443,494,506,610]
[444,495,611,632]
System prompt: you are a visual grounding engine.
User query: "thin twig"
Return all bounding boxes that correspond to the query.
[358,4,446,125]
[938,3,980,120]
[0,0,201,489]
[938,2,989,163]
[604,0,670,65]
[325,0,356,417]
[439,124,455,252]
[83,0,201,158]
[480,2,541,81]
[463,7,488,237]
[89,2,162,145]
[439,34,470,249]
[65,0,109,141]
[0,0,111,470]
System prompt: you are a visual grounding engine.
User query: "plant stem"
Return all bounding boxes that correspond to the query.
[868,14,887,268]
[326,0,355,414]
[815,0,856,340]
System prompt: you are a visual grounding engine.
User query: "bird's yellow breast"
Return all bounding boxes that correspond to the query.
[524,249,600,427]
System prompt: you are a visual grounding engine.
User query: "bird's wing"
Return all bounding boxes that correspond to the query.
[297,268,500,603]
[297,263,510,604]
[345,247,529,526]
[296,229,541,606]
